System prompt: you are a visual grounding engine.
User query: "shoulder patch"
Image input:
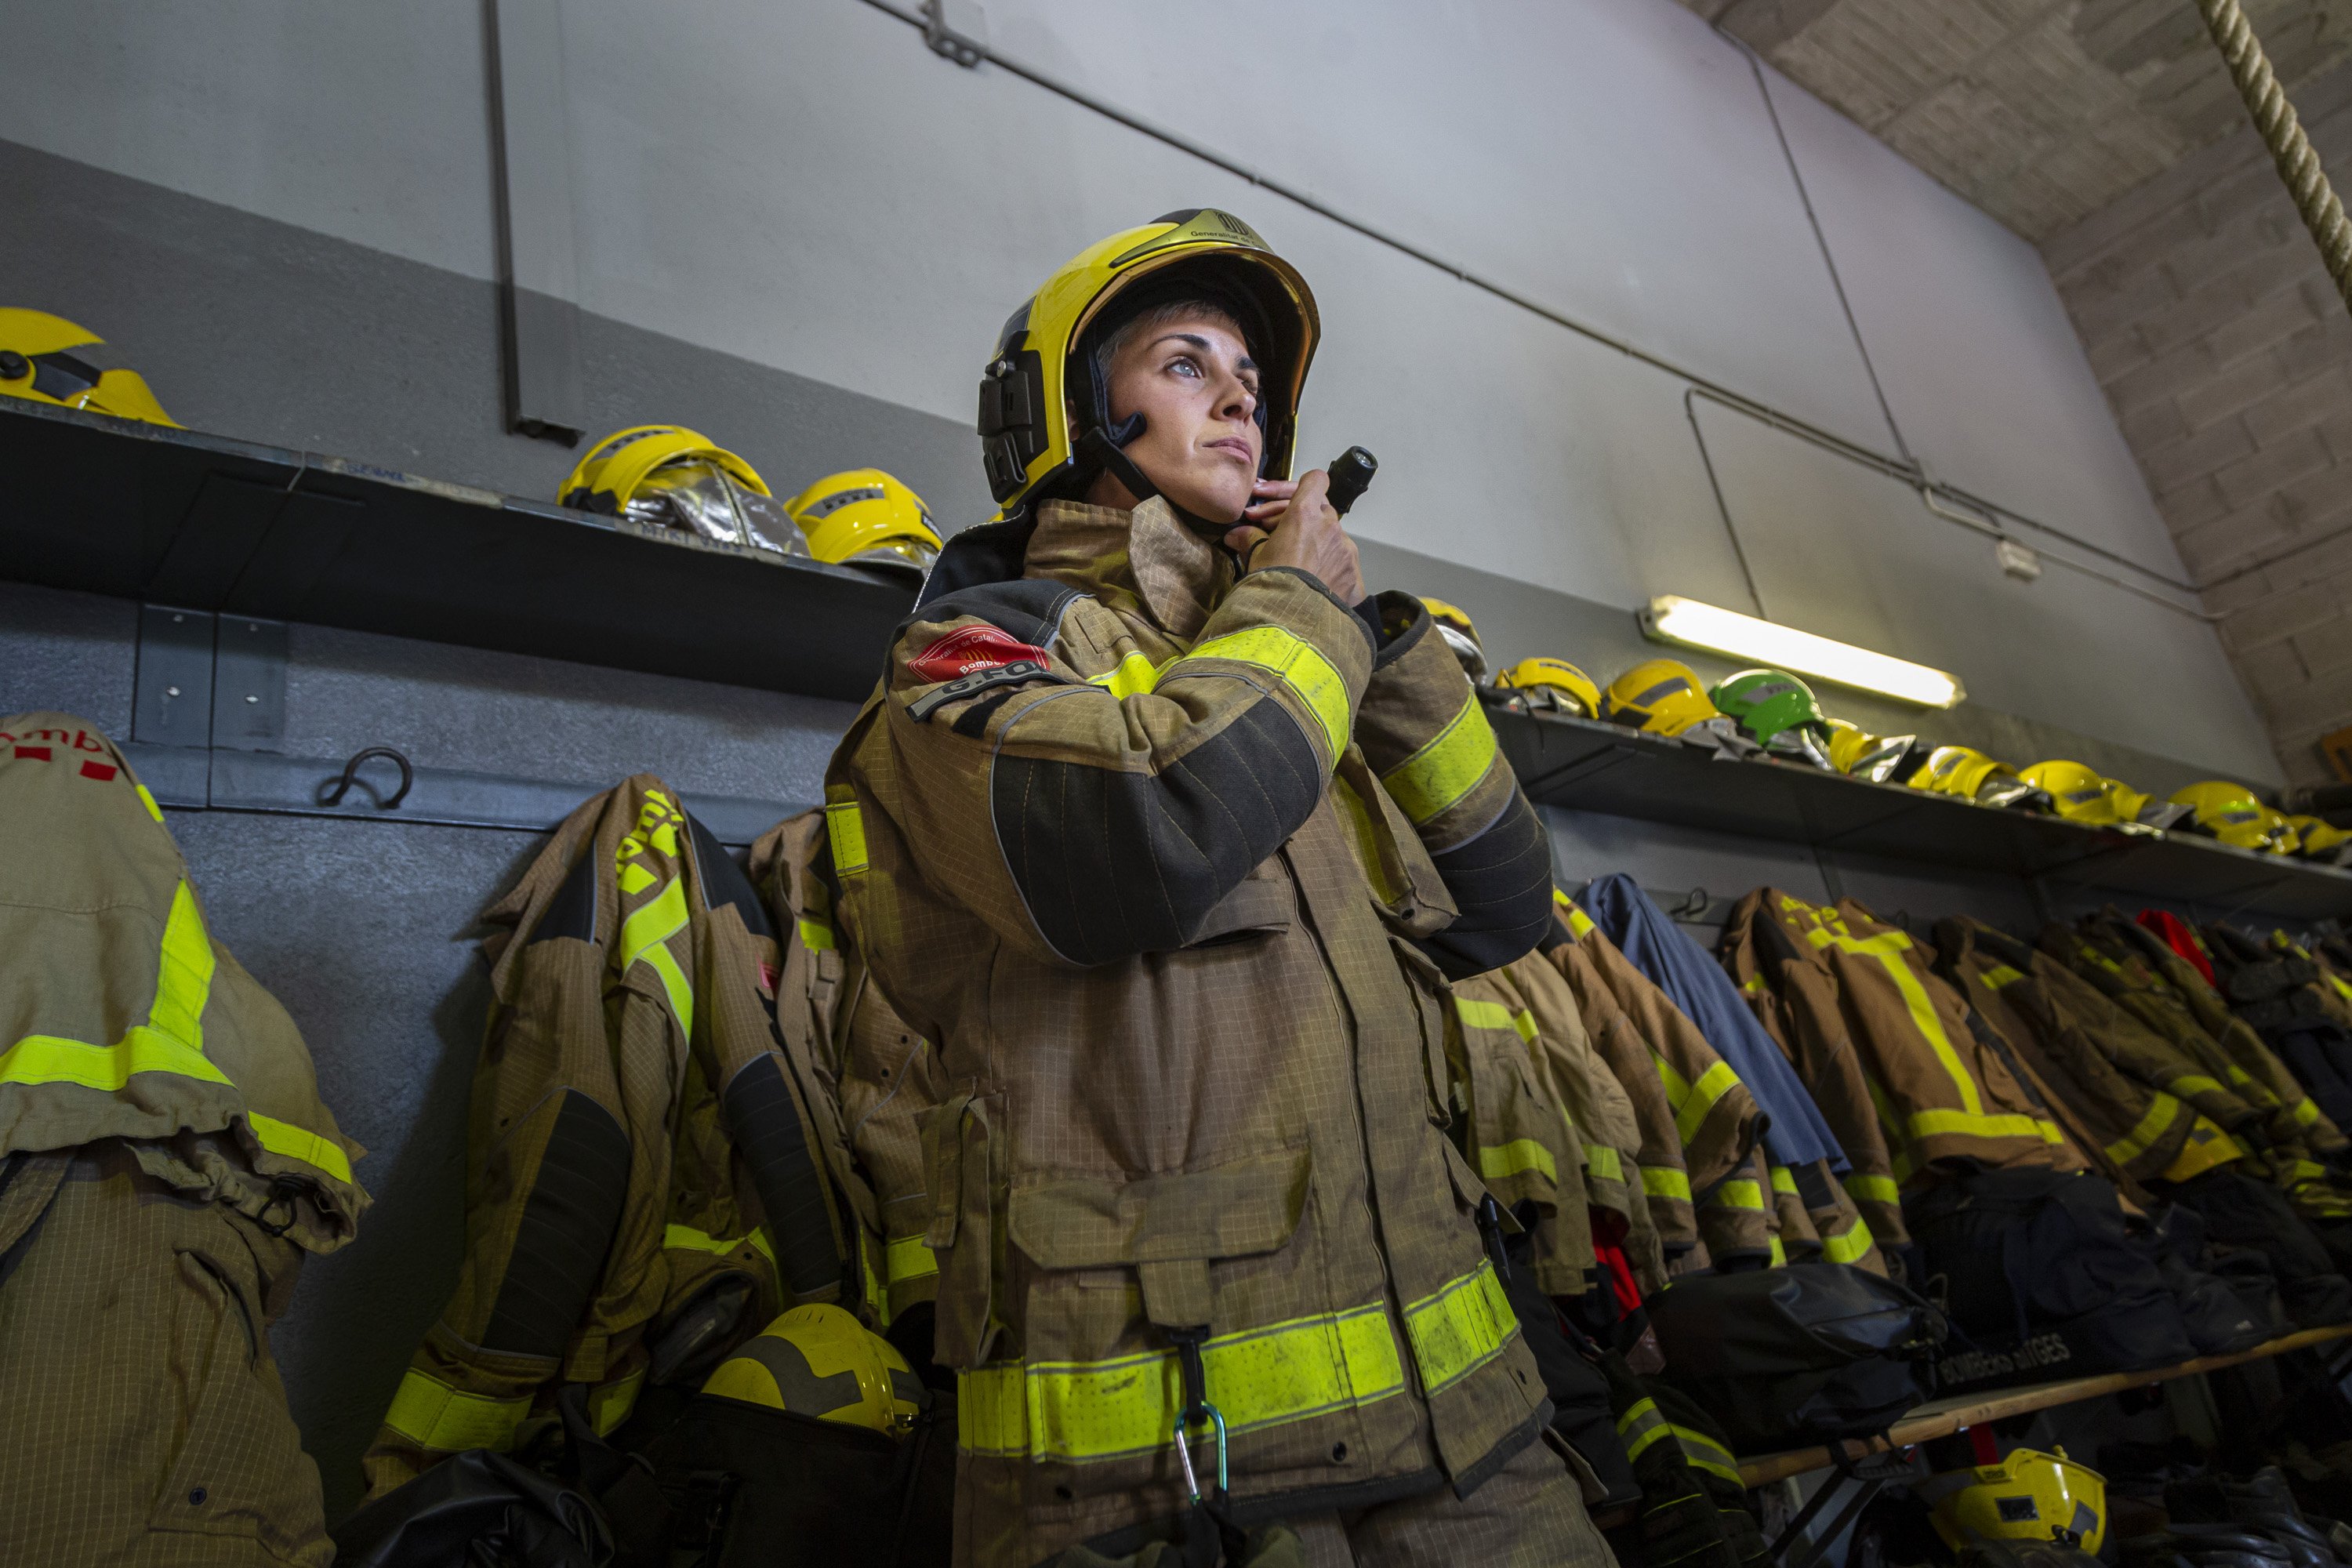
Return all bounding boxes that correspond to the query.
[909,624,1052,685]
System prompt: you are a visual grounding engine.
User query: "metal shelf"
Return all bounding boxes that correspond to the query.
[1493,702,2352,921]
[0,399,915,702]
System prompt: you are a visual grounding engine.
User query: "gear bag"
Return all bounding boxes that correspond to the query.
[1908,1169,2194,1392]
[1645,1261,1944,1452]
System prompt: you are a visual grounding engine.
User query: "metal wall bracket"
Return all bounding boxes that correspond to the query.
[211,615,288,750]
[924,0,988,65]
[132,604,218,749]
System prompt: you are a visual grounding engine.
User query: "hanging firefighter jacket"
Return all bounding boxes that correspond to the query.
[1552,898,1781,1269]
[1501,935,1673,1298]
[0,713,368,1568]
[1545,907,1703,1263]
[1931,918,2223,1195]
[1737,893,2084,1190]
[1450,964,1599,1298]
[2140,910,2218,986]
[750,811,945,1333]
[2200,924,2352,1141]
[362,777,848,1496]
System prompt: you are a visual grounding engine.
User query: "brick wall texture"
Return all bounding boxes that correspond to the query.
[2042,60,2352,788]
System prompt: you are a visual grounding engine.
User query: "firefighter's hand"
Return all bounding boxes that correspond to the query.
[1226,471,1363,604]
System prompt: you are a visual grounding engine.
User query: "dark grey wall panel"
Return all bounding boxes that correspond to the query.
[0,583,136,731]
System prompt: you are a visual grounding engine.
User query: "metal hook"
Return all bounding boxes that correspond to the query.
[321,746,414,810]
[1677,887,1712,921]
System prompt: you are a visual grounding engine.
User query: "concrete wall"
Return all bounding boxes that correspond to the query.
[2041,60,2352,790]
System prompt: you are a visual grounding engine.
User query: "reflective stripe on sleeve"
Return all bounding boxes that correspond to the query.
[1670,1422,1744,1485]
[1380,691,1498,826]
[1178,626,1352,764]
[1978,964,2027,989]
[1845,1173,1902,1205]
[2293,1096,2322,1127]
[383,1369,532,1454]
[887,1232,938,1284]
[1657,1057,1743,1144]
[1454,996,1541,1047]
[1767,1235,1788,1266]
[2103,1092,2186,1167]
[1709,1179,1766,1211]
[1403,1260,1519,1396]
[1617,1396,1671,1461]
[1642,1165,1693,1202]
[590,1369,644,1436]
[959,1299,1407,1461]
[1820,1218,1876,1265]
[1586,1145,1625,1184]
[1769,1165,1798,1196]
[1480,1138,1558,1183]
[824,799,868,873]
[247,1112,354,1184]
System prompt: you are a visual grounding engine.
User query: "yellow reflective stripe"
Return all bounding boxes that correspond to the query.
[1379,690,1498,825]
[590,1369,644,1436]
[1820,1217,1876,1265]
[2292,1160,2332,1183]
[2332,973,2352,1005]
[1769,1165,1798,1196]
[1767,1234,1788,1267]
[1642,1166,1693,1202]
[1740,973,1768,996]
[887,1232,938,1284]
[1846,1173,1902,1205]
[1979,964,2027,990]
[1567,904,1595,938]
[1671,1424,1744,1485]
[619,877,694,1036]
[1908,1108,2063,1144]
[2226,1064,2256,1088]
[2295,1096,2322,1127]
[1617,1396,1670,1460]
[1455,997,1517,1033]
[1807,926,1983,1116]
[2103,1091,2186,1167]
[135,782,164,822]
[2172,1074,2228,1101]
[825,799,868,874]
[1480,1138,1557,1182]
[1181,626,1352,764]
[1664,1059,1742,1144]
[1586,1145,1625,1184]
[247,1112,354,1185]
[383,1368,532,1453]
[1710,1179,1765,1210]
[797,917,835,952]
[0,880,228,1093]
[959,1300,1407,1460]
[1087,649,1168,699]
[1403,1260,1518,1395]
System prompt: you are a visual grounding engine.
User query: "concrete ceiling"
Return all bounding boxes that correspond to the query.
[1680,0,2352,241]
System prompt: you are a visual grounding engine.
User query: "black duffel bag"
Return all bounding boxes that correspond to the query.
[1646,1261,1945,1452]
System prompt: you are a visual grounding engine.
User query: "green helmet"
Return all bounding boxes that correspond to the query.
[1710,669,1831,765]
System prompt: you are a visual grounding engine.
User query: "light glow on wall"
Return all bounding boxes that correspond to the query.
[1639,596,1965,709]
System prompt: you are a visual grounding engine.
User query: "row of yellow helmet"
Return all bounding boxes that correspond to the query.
[559,426,944,576]
[1420,599,2352,863]
[0,309,180,426]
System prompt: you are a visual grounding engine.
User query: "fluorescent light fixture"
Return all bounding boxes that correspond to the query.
[1639,595,1965,709]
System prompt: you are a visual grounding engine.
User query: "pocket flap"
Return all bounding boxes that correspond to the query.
[1184,866,1294,946]
[1007,1143,1311,1269]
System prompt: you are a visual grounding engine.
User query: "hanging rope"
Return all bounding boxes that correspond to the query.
[2198,0,2352,313]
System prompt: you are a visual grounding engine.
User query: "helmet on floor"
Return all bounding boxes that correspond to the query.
[0,309,179,426]
[1494,657,1601,718]
[2171,781,2296,853]
[1600,659,1719,736]
[786,468,944,576]
[977,209,1319,510]
[1711,669,1832,764]
[1826,719,1921,784]
[1924,1447,2106,1555]
[701,1304,926,1436]
[559,425,806,558]
[1418,597,1487,683]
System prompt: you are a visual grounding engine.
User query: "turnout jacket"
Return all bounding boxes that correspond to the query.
[364,778,846,1494]
[1450,965,1595,1297]
[824,499,1559,1563]
[0,712,365,1248]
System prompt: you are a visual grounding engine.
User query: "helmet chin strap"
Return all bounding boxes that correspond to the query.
[1076,416,1241,543]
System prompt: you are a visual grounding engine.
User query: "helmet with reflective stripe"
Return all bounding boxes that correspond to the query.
[1710,669,1829,750]
[2171,780,2294,852]
[1599,659,1719,736]
[701,1304,925,1436]
[2021,760,2125,825]
[786,467,944,576]
[977,209,1319,510]
[1914,746,2024,803]
[1417,597,1487,683]
[0,308,179,427]
[1494,657,1600,718]
[1924,1446,2106,1554]
[562,425,771,515]
[1825,719,1921,783]
[2289,814,2352,859]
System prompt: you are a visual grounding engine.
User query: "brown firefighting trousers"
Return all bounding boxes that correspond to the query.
[0,1142,328,1568]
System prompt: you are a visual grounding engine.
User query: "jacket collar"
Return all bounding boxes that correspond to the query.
[1022,495,1232,641]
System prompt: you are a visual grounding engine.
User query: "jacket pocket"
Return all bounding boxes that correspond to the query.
[1006,1143,1313,1331]
[917,1090,1003,1367]
[1182,860,1295,947]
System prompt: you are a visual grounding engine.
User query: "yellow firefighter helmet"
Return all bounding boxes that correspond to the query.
[2171,781,2296,852]
[561,425,769,515]
[1599,659,1719,736]
[1825,719,1920,783]
[1925,1447,2106,1554]
[701,1305,925,1436]
[1417,597,1487,683]
[978,209,1319,510]
[2289,815,2352,858]
[785,468,944,575]
[0,308,179,426]
[2020,760,2123,825]
[1915,746,2022,802]
[1494,657,1602,718]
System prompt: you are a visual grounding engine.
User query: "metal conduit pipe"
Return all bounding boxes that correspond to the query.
[868,0,2222,621]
